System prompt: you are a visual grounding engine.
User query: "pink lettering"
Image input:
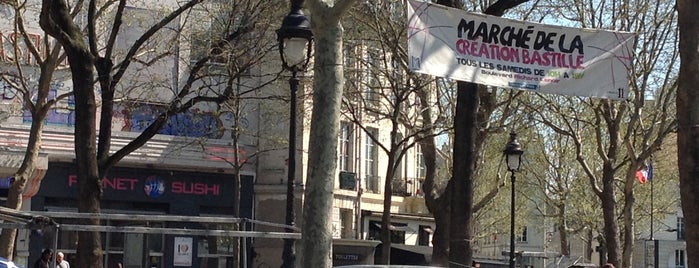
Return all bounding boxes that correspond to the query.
[68,175,78,186]
[103,177,138,190]
[171,182,220,195]
[67,175,138,191]
[0,31,61,66]
[67,174,221,196]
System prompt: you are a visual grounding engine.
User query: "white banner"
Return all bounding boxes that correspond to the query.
[407,0,635,99]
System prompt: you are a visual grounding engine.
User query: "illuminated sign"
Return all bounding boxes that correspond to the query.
[67,174,221,196]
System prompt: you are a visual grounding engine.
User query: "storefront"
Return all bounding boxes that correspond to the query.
[26,162,253,268]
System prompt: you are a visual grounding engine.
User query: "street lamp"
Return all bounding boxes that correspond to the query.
[277,1,313,268]
[503,132,524,268]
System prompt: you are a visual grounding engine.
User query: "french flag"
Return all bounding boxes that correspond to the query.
[636,162,653,184]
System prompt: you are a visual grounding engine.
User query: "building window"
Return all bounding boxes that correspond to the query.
[365,49,381,108]
[416,145,425,179]
[188,2,254,69]
[190,3,230,64]
[390,55,404,86]
[418,225,432,246]
[392,132,407,196]
[339,122,353,171]
[395,132,404,179]
[368,220,406,244]
[368,220,381,241]
[365,85,379,108]
[365,128,379,193]
[675,249,685,268]
[343,42,363,103]
[678,217,685,240]
[390,222,406,244]
[517,226,527,243]
[344,43,357,70]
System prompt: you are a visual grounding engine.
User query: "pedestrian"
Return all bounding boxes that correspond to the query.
[33,249,52,268]
[56,252,70,268]
[602,263,615,268]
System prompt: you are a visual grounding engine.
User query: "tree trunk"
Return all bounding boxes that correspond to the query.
[430,197,451,266]
[621,169,636,268]
[417,84,450,266]
[0,15,60,257]
[432,2,473,267]
[600,166,620,267]
[585,228,593,262]
[677,0,699,267]
[231,143,241,268]
[41,2,102,266]
[0,117,46,259]
[379,152,399,264]
[229,87,242,268]
[301,1,354,267]
[448,81,478,267]
[73,51,103,268]
[558,205,569,257]
[431,1,526,266]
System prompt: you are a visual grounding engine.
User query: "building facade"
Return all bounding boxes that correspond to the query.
[633,209,687,268]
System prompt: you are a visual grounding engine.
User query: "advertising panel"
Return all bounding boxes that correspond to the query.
[407,0,635,99]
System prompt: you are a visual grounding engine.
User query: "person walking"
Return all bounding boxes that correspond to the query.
[33,249,52,268]
[56,252,70,268]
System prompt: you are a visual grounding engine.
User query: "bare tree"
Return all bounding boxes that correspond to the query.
[340,1,449,264]
[528,0,677,266]
[521,120,602,259]
[0,0,71,259]
[39,0,279,266]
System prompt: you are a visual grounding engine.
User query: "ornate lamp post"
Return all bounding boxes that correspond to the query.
[277,1,313,268]
[503,132,524,268]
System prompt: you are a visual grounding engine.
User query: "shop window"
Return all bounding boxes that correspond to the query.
[418,225,432,246]
[147,222,164,253]
[368,220,381,241]
[123,233,145,267]
[367,220,406,244]
[390,223,407,244]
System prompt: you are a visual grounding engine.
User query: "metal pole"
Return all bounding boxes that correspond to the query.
[650,158,656,268]
[651,170,654,240]
[242,219,248,268]
[52,225,59,268]
[281,70,299,268]
[510,170,516,268]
